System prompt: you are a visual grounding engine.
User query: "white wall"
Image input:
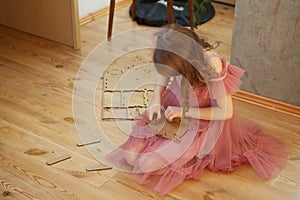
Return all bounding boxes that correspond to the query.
[78,0,121,18]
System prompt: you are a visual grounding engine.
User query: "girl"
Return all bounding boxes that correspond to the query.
[106,24,288,196]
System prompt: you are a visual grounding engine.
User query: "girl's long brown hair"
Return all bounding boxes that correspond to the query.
[153,23,219,114]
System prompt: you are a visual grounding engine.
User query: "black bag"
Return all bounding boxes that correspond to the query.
[130,0,215,27]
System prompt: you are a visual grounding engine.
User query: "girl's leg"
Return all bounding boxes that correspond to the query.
[135,153,166,173]
[125,142,146,166]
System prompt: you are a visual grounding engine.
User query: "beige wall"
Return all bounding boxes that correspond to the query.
[231,0,300,106]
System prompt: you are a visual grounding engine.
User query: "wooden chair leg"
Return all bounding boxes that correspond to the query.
[132,0,137,20]
[167,0,174,24]
[188,0,194,30]
[108,0,194,39]
[107,0,115,40]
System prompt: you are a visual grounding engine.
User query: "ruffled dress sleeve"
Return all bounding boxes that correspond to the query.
[204,58,245,99]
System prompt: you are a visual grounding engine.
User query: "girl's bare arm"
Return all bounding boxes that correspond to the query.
[185,94,233,120]
[165,94,233,121]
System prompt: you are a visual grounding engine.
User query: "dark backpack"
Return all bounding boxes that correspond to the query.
[129,0,215,27]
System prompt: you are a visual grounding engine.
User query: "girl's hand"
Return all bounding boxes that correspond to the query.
[147,74,169,120]
[147,103,162,120]
[164,106,183,122]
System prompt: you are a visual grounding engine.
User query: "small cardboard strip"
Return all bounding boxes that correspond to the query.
[46,155,71,165]
[85,164,113,172]
[76,138,101,147]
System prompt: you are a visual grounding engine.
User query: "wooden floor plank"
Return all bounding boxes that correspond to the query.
[0,121,119,200]
[0,167,59,200]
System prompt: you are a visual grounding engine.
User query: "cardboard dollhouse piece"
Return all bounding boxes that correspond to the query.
[146,114,189,143]
[101,49,158,120]
[101,49,189,143]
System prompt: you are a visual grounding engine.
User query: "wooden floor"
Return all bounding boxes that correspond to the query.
[0,2,300,200]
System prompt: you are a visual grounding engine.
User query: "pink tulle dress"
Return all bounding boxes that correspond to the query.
[106,58,288,196]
